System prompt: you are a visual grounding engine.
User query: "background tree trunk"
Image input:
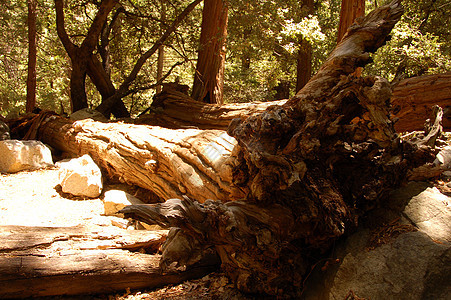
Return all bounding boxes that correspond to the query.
[296,0,314,92]
[191,0,228,104]
[337,0,365,43]
[156,0,166,94]
[26,0,37,113]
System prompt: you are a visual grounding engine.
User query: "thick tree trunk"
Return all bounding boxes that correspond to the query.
[337,0,365,43]
[296,0,314,92]
[391,72,451,132]
[191,0,228,104]
[0,226,217,298]
[15,1,442,297]
[35,115,244,203]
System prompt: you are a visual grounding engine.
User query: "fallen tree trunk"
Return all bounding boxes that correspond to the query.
[34,115,246,202]
[135,89,287,130]
[8,0,443,297]
[0,226,217,298]
[391,72,451,132]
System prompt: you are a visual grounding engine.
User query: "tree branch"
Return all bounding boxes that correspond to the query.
[54,0,77,57]
[80,0,117,52]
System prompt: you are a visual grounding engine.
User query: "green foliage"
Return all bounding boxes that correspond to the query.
[0,0,450,117]
[365,0,451,81]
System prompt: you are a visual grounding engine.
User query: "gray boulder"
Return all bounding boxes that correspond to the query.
[303,182,451,300]
[0,140,53,173]
[57,154,103,198]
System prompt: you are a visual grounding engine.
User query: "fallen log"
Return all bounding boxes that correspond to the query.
[0,225,217,298]
[135,89,287,130]
[391,72,451,132]
[6,0,443,297]
[35,115,246,202]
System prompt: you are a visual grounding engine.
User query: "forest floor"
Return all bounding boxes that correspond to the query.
[0,166,251,300]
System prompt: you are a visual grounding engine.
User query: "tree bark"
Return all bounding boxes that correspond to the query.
[55,0,117,113]
[26,0,37,113]
[136,89,287,130]
[17,1,441,297]
[191,0,228,104]
[337,0,365,43]
[296,0,314,92]
[391,72,451,132]
[296,39,312,92]
[0,225,217,298]
[35,115,244,203]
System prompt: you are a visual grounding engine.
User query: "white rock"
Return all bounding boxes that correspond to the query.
[103,189,145,216]
[58,154,103,198]
[0,140,53,173]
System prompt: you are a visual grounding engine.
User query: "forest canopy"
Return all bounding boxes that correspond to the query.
[0,0,450,117]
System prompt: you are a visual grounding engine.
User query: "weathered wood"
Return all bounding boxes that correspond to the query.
[36,115,245,202]
[136,89,287,130]
[391,72,451,132]
[0,225,216,298]
[9,1,442,297]
[122,1,441,297]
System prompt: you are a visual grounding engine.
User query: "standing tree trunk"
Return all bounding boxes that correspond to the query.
[296,39,312,92]
[55,0,117,113]
[337,0,365,77]
[26,0,37,113]
[156,1,166,94]
[191,0,228,104]
[337,0,365,43]
[295,0,314,92]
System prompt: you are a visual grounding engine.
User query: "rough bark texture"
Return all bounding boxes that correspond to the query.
[191,0,228,104]
[123,1,437,297]
[391,72,451,132]
[34,115,243,203]
[136,89,287,130]
[0,226,217,298]
[10,1,442,297]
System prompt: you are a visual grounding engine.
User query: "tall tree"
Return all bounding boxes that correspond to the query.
[337,0,365,42]
[156,0,166,94]
[296,0,314,92]
[26,0,37,113]
[55,0,202,117]
[55,0,117,113]
[191,0,228,104]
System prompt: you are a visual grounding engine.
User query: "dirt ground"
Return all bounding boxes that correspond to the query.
[0,166,252,300]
